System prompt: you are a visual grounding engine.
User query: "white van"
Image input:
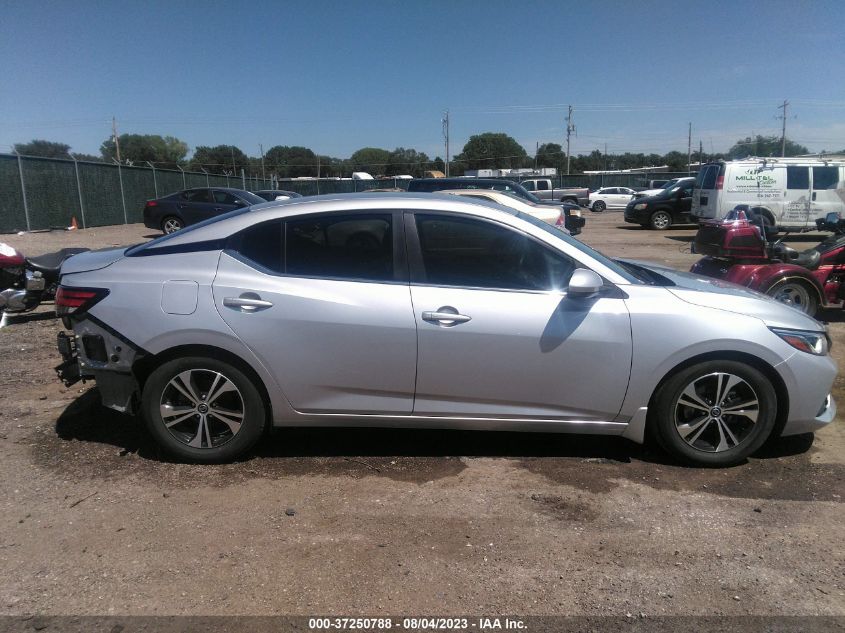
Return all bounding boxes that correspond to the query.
[691,158,845,230]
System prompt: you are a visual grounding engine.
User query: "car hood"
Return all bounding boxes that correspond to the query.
[619,259,824,331]
[60,246,126,275]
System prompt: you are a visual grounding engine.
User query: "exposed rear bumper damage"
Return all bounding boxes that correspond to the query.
[55,318,143,414]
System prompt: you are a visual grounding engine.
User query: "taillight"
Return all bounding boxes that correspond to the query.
[715,175,724,190]
[146,200,158,207]
[555,214,564,226]
[55,286,109,315]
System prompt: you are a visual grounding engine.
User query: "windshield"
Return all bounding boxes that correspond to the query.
[515,211,641,283]
[660,178,681,189]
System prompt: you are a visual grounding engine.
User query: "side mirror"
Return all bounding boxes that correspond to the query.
[825,211,840,224]
[567,269,603,297]
[235,199,247,207]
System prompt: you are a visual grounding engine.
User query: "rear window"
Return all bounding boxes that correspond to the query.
[696,165,718,190]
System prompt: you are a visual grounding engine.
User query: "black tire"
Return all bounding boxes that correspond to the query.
[649,210,672,230]
[650,360,777,467]
[141,356,267,463]
[753,209,779,237]
[591,200,606,212]
[161,216,184,234]
[766,279,819,316]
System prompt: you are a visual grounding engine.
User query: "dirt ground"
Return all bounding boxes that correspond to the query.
[0,212,842,618]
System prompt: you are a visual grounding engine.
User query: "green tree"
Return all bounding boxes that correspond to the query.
[431,157,445,173]
[349,147,391,176]
[264,145,319,178]
[454,133,528,171]
[386,147,430,177]
[14,139,71,158]
[100,134,188,166]
[190,145,249,175]
[727,135,809,159]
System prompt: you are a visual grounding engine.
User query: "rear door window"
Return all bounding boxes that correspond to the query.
[231,220,284,273]
[286,213,394,282]
[787,167,810,190]
[182,189,212,203]
[696,166,719,190]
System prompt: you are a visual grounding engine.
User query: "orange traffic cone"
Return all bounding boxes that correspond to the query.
[69,216,79,230]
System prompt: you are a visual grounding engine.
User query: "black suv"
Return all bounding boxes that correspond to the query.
[624,177,696,230]
[407,178,584,235]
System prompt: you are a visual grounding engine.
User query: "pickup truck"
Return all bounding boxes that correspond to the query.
[519,179,590,207]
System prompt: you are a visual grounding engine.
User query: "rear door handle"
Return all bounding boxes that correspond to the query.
[812,192,817,201]
[223,293,273,312]
[422,308,471,326]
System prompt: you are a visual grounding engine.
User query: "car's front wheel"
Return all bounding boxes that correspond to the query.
[650,360,777,467]
[142,356,267,463]
[650,210,672,230]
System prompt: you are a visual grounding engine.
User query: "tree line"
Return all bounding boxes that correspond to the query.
[12,132,829,179]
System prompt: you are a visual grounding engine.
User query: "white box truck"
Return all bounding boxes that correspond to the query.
[692,158,845,230]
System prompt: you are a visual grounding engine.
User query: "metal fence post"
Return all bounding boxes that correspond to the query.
[114,159,128,224]
[201,168,209,187]
[69,153,87,228]
[15,152,31,232]
[241,169,246,189]
[178,165,186,189]
[146,161,158,198]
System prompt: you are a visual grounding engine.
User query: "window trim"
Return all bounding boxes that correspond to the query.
[404,209,597,295]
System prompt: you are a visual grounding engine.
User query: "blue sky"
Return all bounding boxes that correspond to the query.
[2,0,844,161]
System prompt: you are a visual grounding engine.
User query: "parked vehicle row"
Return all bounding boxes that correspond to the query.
[439,188,577,233]
[55,192,836,467]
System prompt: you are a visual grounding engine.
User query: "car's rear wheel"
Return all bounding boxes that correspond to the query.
[650,360,777,467]
[591,201,606,212]
[161,216,184,234]
[650,210,672,230]
[767,280,818,316]
[142,356,266,463]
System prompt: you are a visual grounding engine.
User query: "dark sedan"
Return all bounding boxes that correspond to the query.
[143,188,266,234]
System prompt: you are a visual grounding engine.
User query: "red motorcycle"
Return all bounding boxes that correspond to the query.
[0,242,89,317]
[691,206,845,317]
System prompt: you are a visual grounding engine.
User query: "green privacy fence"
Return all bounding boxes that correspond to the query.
[0,152,697,233]
[0,153,277,233]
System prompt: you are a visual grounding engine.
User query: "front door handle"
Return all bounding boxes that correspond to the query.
[812,192,817,201]
[223,293,273,312]
[422,307,471,327]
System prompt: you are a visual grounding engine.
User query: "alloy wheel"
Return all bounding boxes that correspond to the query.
[162,217,183,234]
[651,211,671,229]
[159,369,245,449]
[673,372,759,453]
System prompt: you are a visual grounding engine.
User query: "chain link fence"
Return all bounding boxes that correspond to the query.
[0,152,695,233]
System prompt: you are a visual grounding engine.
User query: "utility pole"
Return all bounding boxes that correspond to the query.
[534,141,539,171]
[231,146,237,176]
[112,117,121,163]
[259,144,265,182]
[565,105,575,175]
[442,110,450,177]
[699,140,703,167]
[777,99,789,157]
[687,122,692,174]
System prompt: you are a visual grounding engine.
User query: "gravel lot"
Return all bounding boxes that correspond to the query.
[0,212,842,618]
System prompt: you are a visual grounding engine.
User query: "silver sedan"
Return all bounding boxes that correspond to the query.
[55,193,837,466]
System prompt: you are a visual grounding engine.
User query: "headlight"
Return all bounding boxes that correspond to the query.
[770,327,830,355]
[634,203,648,210]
